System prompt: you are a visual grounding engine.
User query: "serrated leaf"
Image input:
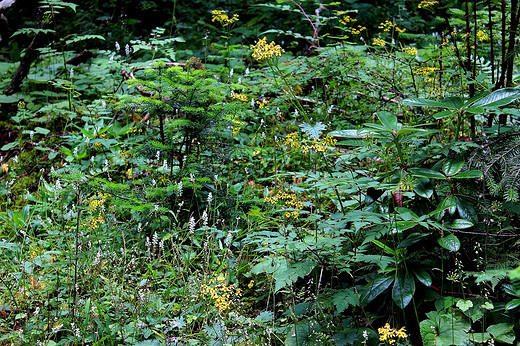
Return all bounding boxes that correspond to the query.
[332,288,359,313]
[300,122,327,139]
[487,323,515,344]
[437,233,460,252]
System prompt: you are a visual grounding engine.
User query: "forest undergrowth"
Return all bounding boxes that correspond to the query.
[1,0,520,345]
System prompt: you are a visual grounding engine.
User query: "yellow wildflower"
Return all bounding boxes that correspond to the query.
[211,10,239,26]
[418,0,439,9]
[256,99,269,109]
[232,92,249,102]
[284,132,300,149]
[339,15,357,25]
[477,30,489,42]
[351,25,366,35]
[373,38,386,47]
[250,37,284,61]
[378,323,407,344]
[201,275,242,313]
[402,46,418,55]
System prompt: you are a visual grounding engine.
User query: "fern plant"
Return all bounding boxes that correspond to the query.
[466,131,520,202]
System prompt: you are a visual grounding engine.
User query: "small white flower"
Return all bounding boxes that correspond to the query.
[115,41,120,51]
[125,44,131,56]
[188,216,196,234]
[229,68,234,77]
[207,192,213,204]
[244,67,250,77]
[177,181,183,197]
[201,209,208,227]
[70,68,74,79]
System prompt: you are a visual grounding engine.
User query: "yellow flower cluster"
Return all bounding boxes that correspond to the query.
[351,25,366,35]
[414,66,438,76]
[256,99,269,109]
[378,20,406,33]
[477,30,489,42]
[82,213,105,230]
[373,38,386,47]
[264,190,304,218]
[250,37,285,61]
[284,132,300,148]
[232,92,249,102]
[402,46,418,55]
[231,118,246,135]
[211,10,239,26]
[284,132,336,153]
[88,192,109,209]
[302,134,337,153]
[378,323,407,344]
[418,0,439,9]
[339,15,356,25]
[201,275,242,313]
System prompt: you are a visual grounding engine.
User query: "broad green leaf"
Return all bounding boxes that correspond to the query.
[420,311,471,346]
[1,141,18,151]
[413,268,432,287]
[456,198,478,223]
[433,110,455,119]
[456,299,473,312]
[360,276,394,305]
[505,298,520,311]
[442,159,464,176]
[413,178,434,198]
[34,127,50,135]
[487,323,515,344]
[395,220,418,231]
[285,321,318,346]
[399,233,429,248]
[471,88,520,108]
[392,272,415,309]
[469,333,492,343]
[430,195,458,217]
[402,97,462,109]
[377,111,398,131]
[452,170,482,179]
[446,219,473,229]
[409,168,445,179]
[437,233,460,252]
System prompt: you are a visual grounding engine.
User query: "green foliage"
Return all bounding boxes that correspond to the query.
[2,0,520,344]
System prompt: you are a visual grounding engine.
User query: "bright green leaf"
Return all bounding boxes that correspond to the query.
[437,233,460,252]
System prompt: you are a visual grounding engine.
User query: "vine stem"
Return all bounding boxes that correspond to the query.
[288,0,320,47]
